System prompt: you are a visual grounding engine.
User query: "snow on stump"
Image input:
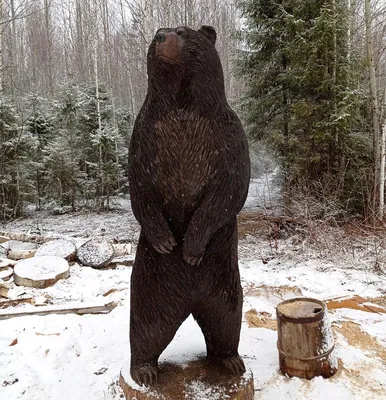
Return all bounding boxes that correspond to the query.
[1,240,38,260]
[276,297,338,380]
[77,238,114,268]
[0,235,10,244]
[0,258,17,268]
[13,256,70,288]
[0,267,13,282]
[119,358,254,400]
[35,239,76,261]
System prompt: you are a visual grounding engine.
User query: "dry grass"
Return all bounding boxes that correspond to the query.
[245,309,277,330]
[238,210,386,270]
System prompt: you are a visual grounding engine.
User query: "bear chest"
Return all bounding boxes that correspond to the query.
[153,112,217,205]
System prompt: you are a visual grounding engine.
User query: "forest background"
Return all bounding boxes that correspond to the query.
[0,0,385,222]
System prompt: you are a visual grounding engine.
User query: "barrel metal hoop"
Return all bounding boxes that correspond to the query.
[277,341,335,361]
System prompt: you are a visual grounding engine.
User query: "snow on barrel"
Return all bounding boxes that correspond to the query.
[14,256,70,288]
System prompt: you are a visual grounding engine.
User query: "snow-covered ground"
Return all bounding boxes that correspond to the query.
[1,257,385,400]
[1,176,386,399]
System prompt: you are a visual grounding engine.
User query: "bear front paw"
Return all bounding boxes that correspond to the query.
[152,236,177,254]
[183,245,204,266]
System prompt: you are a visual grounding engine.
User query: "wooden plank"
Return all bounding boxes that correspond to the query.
[0,301,118,320]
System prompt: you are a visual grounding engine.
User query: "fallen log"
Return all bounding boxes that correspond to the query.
[0,301,118,320]
[0,231,57,244]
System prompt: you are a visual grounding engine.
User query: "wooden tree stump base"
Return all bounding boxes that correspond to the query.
[119,358,254,400]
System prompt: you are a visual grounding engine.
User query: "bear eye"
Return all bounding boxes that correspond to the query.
[176,28,185,36]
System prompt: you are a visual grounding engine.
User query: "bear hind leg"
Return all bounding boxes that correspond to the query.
[192,299,246,376]
[130,308,189,385]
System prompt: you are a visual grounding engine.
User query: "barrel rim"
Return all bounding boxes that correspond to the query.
[276,297,327,323]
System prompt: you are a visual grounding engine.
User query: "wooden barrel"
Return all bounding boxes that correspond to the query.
[276,297,338,379]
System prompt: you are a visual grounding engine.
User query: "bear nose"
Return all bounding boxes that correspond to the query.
[155,32,166,43]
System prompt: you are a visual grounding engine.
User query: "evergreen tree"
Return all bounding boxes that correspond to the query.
[0,100,35,220]
[77,85,126,209]
[46,82,85,210]
[25,94,54,210]
[237,0,371,215]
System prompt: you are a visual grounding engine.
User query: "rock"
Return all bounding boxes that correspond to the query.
[1,241,37,260]
[13,256,70,288]
[77,238,114,268]
[119,358,254,400]
[35,239,76,261]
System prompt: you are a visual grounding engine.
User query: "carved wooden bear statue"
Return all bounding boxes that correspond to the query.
[128,25,251,386]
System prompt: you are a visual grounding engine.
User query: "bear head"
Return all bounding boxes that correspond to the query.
[146,26,225,104]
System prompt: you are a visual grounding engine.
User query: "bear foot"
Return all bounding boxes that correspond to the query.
[208,354,246,376]
[131,362,159,386]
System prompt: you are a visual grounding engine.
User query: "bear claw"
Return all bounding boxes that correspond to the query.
[153,237,177,254]
[207,354,246,376]
[222,355,246,375]
[131,364,159,386]
[183,254,203,266]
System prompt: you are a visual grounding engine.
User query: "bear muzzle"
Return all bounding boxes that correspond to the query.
[155,31,182,64]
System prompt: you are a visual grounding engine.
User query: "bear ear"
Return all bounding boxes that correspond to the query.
[198,26,216,45]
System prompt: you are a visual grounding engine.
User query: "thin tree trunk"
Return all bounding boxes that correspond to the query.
[380,123,385,218]
[365,0,381,220]
[44,0,54,96]
[0,0,3,95]
[94,39,104,208]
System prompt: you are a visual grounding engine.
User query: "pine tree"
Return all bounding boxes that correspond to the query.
[25,94,54,210]
[0,99,35,220]
[45,81,85,210]
[77,85,126,209]
[237,0,371,215]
